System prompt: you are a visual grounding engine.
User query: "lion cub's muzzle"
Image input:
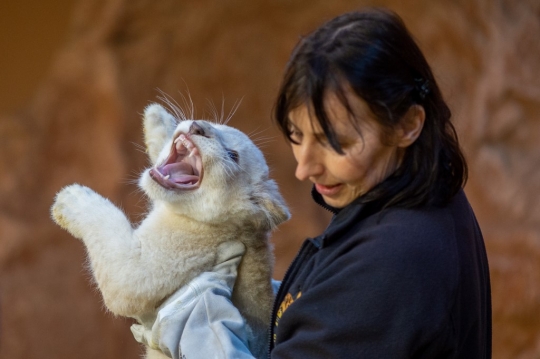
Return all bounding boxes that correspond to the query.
[149,122,205,190]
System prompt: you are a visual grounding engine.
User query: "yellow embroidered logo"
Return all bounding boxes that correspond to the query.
[273,291,302,343]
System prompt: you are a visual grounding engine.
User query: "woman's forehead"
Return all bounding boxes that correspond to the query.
[289,91,376,131]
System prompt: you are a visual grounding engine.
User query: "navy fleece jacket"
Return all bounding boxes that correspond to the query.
[269,189,491,358]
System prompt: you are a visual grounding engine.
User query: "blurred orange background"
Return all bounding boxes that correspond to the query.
[1,0,539,358]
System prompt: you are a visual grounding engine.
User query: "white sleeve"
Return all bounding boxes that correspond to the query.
[179,283,256,359]
[271,279,282,295]
[131,241,257,359]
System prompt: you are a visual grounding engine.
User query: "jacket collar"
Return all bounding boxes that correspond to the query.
[311,186,340,214]
[311,185,386,247]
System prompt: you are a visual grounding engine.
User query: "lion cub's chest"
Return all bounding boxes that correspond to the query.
[136,207,235,265]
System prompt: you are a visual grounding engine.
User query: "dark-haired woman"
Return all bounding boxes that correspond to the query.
[132,8,491,359]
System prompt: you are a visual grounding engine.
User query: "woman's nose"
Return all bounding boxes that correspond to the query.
[294,144,323,181]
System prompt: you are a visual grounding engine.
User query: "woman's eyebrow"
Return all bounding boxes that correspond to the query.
[287,121,300,131]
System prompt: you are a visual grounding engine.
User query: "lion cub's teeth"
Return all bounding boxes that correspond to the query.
[175,135,187,152]
[183,140,193,150]
[174,134,197,155]
[164,175,170,180]
[175,134,187,147]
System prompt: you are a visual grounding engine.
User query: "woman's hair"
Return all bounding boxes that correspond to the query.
[274,8,468,208]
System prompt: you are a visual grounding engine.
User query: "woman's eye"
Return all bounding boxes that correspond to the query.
[289,129,303,142]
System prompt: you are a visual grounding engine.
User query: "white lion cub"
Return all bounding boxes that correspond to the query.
[51,103,290,359]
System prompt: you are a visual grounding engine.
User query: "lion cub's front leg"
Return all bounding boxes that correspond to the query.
[51,184,133,241]
[51,184,140,315]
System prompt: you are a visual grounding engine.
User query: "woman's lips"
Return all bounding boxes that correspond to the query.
[315,183,343,196]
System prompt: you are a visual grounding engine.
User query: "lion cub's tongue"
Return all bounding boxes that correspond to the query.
[163,162,198,184]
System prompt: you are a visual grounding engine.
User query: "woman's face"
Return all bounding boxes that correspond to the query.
[288,93,403,208]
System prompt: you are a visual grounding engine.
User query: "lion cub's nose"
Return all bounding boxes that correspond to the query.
[189,121,206,137]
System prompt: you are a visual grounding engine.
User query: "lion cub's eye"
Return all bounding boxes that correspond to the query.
[226,149,239,163]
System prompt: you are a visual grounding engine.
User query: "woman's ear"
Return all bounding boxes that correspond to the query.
[396,104,425,148]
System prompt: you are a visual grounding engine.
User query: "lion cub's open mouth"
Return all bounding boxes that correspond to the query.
[149,133,203,190]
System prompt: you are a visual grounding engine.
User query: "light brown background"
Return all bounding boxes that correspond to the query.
[1,0,539,358]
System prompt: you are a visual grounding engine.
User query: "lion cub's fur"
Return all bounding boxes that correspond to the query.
[51,103,289,359]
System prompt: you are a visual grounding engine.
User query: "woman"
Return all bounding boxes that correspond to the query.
[132,8,492,358]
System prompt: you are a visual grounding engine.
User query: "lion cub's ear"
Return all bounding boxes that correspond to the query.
[252,179,290,231]
[143,104,178,164]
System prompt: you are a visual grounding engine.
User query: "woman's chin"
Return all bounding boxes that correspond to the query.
[317,184,365,209]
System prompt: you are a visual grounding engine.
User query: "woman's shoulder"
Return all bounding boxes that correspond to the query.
[326,197,467,275]
[365,190,473,242]
[318,191,477,279]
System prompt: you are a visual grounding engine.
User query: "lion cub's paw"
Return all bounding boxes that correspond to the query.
[51,184,105,237]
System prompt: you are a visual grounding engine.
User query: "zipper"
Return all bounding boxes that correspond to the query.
[311,186,339,214]
[267,241,308,358]
[267,238,321,358]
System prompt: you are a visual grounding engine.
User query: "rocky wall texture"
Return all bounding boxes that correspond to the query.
[0,0,539,358]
